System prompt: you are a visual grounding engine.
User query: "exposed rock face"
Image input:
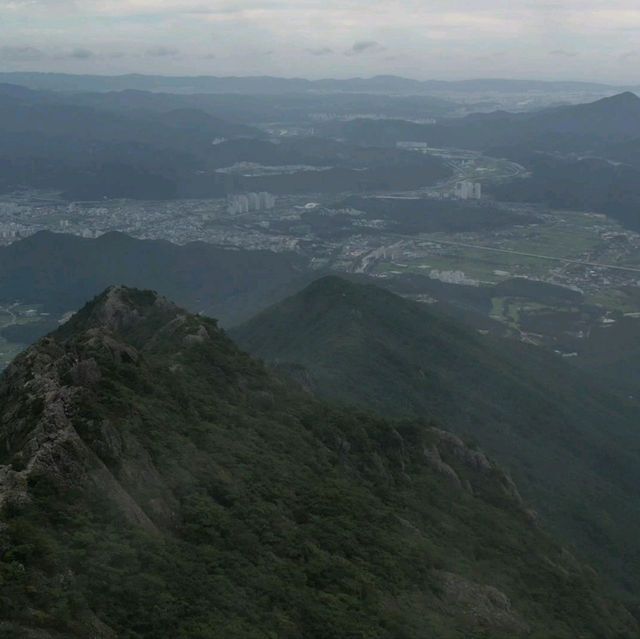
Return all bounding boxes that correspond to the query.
[0,340,83,508]
[183,324,210,345]
[0,288,189,530]
[80,285,176,335]
[0,287,217,540]
[422,428,527,511]
[423,444,464,489]
[0,330,160,534]
[436,571,530,635]
[70,358,101,387]
[432,429,492,473]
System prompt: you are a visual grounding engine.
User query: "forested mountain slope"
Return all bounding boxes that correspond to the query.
[0,286,634,638]
[233,276,640,598]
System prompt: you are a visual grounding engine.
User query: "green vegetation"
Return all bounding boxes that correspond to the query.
[233,276,640,603]
[368,208,635,294]
[586,289,640,314]
[0,230,307,328]
[0,286,635,637]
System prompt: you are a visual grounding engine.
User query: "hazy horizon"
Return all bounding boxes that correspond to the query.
[2,0,640,84]
[0,69,635,87]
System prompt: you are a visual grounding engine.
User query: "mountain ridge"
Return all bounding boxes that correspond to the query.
[232,275,640,596]
[0,285,635,637]
[341,90,640,151]
[0,71,624,95]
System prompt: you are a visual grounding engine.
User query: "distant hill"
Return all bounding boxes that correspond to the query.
[0,84,258,142]
[336,92,640,231]
[0,231,308,328]
[0,83,452,198]
[232,276,640,595]
[0,72,621,95]
[526,91,640,141]
[0,285,635,637]
[0,84,262,199]
[60,88,458,124]
[341,91,640,152]
[490,151,640,231]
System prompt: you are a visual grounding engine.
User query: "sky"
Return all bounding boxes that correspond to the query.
[0,0,639,83]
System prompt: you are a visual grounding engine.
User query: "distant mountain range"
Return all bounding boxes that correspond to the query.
[0,284,635,637]
[1,79,638,208]
[62,88,457,123]
[0,83,264,199]
[336,91,640,231]
[232,276,640,595]
[0,72,629,95]
[490,150,640,231]
[0,82,451,199]
[341,91,640,151]
[0,83,260,148]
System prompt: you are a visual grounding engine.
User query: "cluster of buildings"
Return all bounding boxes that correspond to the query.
[429,269,479,286]
[396,141,430,153]
[454,181,482,200]
[227,192,276,215]
[0,225,24,241]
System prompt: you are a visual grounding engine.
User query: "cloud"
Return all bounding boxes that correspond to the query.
[67,47,95,59]
[307,47,333,56]
[0,0,56,7]
[346,40,385,56]
[1,0,640,82]
[549,49,579,57]
[146,45,180,57]
[0,46,45,61]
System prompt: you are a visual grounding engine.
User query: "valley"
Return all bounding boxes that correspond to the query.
[1,149,638,371]
[1,68,640,637]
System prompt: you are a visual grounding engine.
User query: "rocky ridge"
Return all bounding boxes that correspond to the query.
[0,286,635,638]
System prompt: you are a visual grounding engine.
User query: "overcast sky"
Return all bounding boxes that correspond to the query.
[1,0,639,83]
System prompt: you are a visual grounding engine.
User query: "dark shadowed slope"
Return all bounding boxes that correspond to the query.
[232,276,640,596]
[0,286,635,638]
[0,231,308,327]
[0,84,262,199]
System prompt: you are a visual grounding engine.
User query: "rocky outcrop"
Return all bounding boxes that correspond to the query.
[423,444,464,489]
[183,323,211,345]
[436,571,530,635]
[0,289,184,534]
[429,428,526,507]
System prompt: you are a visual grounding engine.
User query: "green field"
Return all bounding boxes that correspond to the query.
[373,248,557,284]
[586,289,640,314]
[369,208,638,299]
